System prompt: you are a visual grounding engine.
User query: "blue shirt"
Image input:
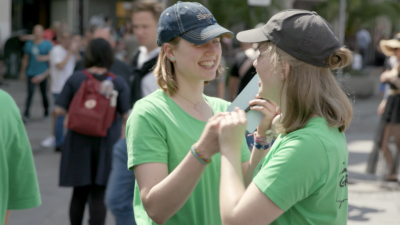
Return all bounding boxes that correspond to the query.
[23,40,52,76]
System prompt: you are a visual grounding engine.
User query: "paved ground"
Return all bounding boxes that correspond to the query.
[1,78,400,225]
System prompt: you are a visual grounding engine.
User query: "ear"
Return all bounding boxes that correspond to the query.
[163,43,175,61]
[282,62,290,80]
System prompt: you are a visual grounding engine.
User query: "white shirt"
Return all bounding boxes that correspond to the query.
[49,45,75,94]
[137,46,161,97]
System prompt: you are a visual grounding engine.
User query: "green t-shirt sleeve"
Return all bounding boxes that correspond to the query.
[127,100,168,170]
[3,92,41,210]
[253,133,328,211]
[240,138,250,163]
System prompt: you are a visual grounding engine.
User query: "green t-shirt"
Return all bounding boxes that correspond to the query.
[127,89,251,225]
[253,117,348,225]
[0,90,41,223]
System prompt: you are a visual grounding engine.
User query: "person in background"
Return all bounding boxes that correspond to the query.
[43,21,61,45]
[104,1,163,224]
[356,28,371,68]
[55,38,130,225]
[0,89,41,225]
[374,35,400,181]
[41,30,81,151]
[19,24,52,123]
[74,26,131,86]
[122,21,139,62]
[218,10,352,224]
[126,2,250,225]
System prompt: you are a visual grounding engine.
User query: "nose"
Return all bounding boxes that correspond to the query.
[204,42,219,57]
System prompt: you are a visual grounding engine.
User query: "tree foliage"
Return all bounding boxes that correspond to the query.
[167,0,283,29]
[312,0,400,36]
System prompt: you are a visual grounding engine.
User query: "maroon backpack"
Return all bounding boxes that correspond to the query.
[67,70,117,137]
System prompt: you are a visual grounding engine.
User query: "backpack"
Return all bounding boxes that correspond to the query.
[67,70,117,137]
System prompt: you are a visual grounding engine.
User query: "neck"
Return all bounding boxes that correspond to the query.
[87,67,107,74]
[173,74,205,104]
[34,37,42,43]
[145,43,158,54]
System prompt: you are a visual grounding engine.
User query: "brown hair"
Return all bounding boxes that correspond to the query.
[131,0,164,21]
[261,41,353,134]
[153,37,225,96]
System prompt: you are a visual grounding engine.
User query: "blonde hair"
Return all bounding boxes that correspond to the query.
[154,37,225,96]
[261,41,353,134]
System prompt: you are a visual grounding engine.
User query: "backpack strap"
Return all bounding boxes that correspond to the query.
[106,72,117,80]
[82,70,95,79]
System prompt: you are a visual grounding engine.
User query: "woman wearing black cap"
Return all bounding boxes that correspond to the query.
[126,2,250,225]
[217,10,353,224]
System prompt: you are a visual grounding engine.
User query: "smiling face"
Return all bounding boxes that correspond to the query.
[169,37,222,83]
[254,42,285,104]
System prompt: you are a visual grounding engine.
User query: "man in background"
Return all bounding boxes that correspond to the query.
[104,1,164,224]
[41,30,80,151]
[19,24,52,123]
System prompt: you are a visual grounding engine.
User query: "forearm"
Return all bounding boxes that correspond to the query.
[141,152,207,224]
[56,52,73,69]
[40,69,50,79]
[244,147,269,187]
[54,106,67,116]
[4,210,10,225]
[220,149,246,225]
[20,57,28,74]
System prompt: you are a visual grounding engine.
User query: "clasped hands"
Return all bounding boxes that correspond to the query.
[195,95,280,158]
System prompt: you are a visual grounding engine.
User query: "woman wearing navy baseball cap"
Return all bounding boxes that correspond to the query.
[217,10,353,224]
[126,2,250,225]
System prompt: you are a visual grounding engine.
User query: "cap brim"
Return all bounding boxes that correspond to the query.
[380,39,400,57]
[181,24,233,45]
[237,28,269,43]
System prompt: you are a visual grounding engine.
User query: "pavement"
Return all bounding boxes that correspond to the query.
[1,77,400,225]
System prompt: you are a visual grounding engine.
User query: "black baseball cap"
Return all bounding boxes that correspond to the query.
[237,9,341,68]
[156,1,233,46]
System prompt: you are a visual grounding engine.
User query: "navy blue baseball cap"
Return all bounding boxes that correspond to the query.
[156,1,233,46]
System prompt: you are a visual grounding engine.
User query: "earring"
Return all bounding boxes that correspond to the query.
[170,57,175,62]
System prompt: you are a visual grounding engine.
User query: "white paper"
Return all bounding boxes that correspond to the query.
[227,74,264,133]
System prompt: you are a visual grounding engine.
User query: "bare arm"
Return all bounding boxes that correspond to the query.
[4,210,10,225]
[228,76,239,101]
[134,112,246,224]
[19,54,29,80]
[219,109,283,225]
[56,51,73,70]
[54,106,67,116]
[120,113,129,139]
[31,69,50,84]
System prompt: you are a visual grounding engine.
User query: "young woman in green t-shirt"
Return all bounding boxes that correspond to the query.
[217,10,353,224]
[126,2,250,225]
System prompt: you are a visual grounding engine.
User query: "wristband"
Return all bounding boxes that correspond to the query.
[191,145,211,165]
[253,130,274,150]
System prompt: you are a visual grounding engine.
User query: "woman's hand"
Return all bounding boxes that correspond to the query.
[219,108,247,155]
[377,99,387,116]
[194,112,230,159]
[249,94,280,137]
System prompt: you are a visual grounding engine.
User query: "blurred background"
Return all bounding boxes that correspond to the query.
[1,0,400,225]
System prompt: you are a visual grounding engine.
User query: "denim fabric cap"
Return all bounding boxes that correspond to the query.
[156,1,233,46]
[237,9,341,68]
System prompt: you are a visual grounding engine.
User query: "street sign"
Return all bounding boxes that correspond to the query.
[247,0,271,7]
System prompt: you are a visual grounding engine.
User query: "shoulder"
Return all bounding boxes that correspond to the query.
[0,90,20,118]
[43,40,52,46]
[114,58,131,69]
